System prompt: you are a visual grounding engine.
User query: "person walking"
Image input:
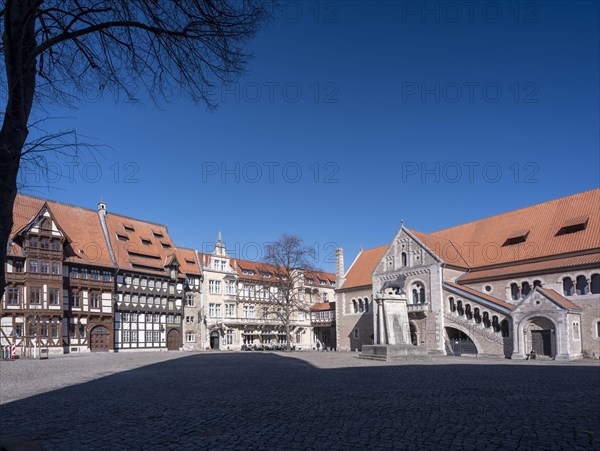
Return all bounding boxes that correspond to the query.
[316,339,321,352]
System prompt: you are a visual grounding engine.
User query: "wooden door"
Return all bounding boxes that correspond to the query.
[90,326,110,352]
[167,329,180,350]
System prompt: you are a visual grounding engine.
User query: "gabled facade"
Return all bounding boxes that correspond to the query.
[1,195,116,355]
[336,189,600,360]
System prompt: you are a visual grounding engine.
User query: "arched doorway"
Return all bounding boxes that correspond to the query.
[90,325,110,352]
[524,317,555,357]
[210,331,220,350]
[166,329,181,351]
[445,327,477,356]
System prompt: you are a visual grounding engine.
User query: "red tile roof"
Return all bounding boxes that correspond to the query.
[339,244,389,290]
[538,288,581,311]
[310,302,336,312]
[104,212,179,276]
[175,247,201,276]
[11,194,114,268]
[425,189,600,269]
[458,252,600,282]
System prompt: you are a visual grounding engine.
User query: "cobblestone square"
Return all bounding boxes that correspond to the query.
[1,352,599,450]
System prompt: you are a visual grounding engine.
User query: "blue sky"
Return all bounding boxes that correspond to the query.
[19,1,600,273]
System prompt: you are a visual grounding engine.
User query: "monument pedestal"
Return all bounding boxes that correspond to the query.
[360,344,429,361]
[360,291,430,362]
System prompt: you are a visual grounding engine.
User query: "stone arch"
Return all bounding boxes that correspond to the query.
[517,314,559,358]
[575,275,588,295]
[591,274,600,294]
[444,324,481,356]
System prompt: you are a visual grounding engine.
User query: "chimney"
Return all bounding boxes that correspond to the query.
[336,247,345,288]
[98,201,107,215]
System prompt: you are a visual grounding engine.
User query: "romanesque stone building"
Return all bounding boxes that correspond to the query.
[336,189,600,360]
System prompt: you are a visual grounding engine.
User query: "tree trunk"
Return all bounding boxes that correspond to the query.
[0,0,38,300]
[285,321,291,351]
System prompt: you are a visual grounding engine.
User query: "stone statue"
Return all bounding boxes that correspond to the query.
[380,273,406,295]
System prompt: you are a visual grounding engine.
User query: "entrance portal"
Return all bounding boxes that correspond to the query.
[525,317,555,358]
[210,331,220,350]
[167,329,181,350]
[90,325,110,352]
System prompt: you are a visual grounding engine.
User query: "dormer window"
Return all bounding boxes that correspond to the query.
[185,259,195,265]
[306,278,313,284]
[141,238,152,246]
[152,229,164,238]
[503,229,529,246]
[116,233,129,241]
[161,241,171,248]
[556,216,589,236]
[123,224,135,233]
[319,279,326,285]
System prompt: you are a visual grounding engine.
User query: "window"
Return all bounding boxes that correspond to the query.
[225,303,235,317]
[364,299,369,313]
[297,310,305,321]
[533,280,542,288]
[39,238,49,249]
[7,287,19,305]
[484,285,492,292]
[124,225,135,233]
[117,233,129,241]
[146,331,153,342]
[226,330,234,345]
[597,321,600,338]
[80,268,88,279]
[71,291,80,308]
[161,242,171,249]
[209,280,221,294]
[49,288,60,305]
[576,276,588,295]
[449,297,455,312]
[52,262,61,275]
[153,330,160,342]
[131,313,138,322]
[90,293,100,309]
[38,261,49,274]
[511,283,521,300]
[29,260,38,273]
[186,295,195,307]
[592,274,600,294]
[209,303,221,317]
[30,287,42,304]
[14,324,23,338]
[14,261,23,273]
[521,282,531,297]
[358,300,364,313]
[28,237,38,248]
[40,322,48,338]
[91,269,100,280]
[242,305,255,319]
[51,240,61,251]
[323,292,329,302]
[122,330,131,342]
[573,322,580,340]
[131,330,138,342]
[225,280,236,295]
[103,271,111,281]
[401,252,407,267]
[186,316,195,324]
[353,328,359,339]
[186,332,195,342]
[563,277,574,296]
[122,312,130,322]
[51,322,59,339]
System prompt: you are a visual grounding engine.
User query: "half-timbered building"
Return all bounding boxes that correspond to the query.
[1,195,116,355]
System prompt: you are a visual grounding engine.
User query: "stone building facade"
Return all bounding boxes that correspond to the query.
[336,189,600,360]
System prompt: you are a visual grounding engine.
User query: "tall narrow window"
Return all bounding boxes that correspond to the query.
[563,277,574,296]
[591,274,600,294]
[401,252,407,267]
[575,276,588,295]
[510,283,520,300]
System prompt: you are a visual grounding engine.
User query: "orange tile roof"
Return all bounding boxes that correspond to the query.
[310,302,336,312]
[104,212,180,276]
[426,189,600,269]
[458,252,600,282]
[339,244,389,290]
[175,247,201,276]
[444,282,513,311]
[11,194,114,268]
[228,257,335,285]
[538,288,581,311]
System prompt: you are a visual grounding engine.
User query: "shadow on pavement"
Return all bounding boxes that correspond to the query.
[1,352,599,450]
